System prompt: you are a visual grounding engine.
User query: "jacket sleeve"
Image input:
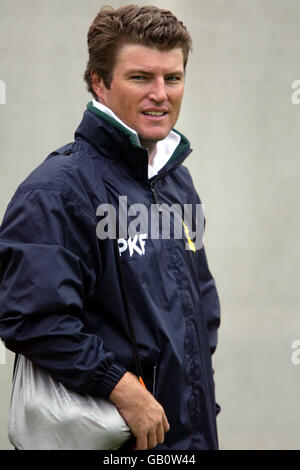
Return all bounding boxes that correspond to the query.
[197,246,221,357]
[0,186,126,398]
[197,246,221,416]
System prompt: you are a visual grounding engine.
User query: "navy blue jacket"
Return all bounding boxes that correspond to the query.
[0,103,221,450]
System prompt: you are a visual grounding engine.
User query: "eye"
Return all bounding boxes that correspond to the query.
[130,75,147,81]
[166,76,183,83]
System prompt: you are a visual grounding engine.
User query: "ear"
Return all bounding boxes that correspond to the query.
[91,72,106,103]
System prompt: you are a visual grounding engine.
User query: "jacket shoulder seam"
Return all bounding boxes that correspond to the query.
[11,185,97,220]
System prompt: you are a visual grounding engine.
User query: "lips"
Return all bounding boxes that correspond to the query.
[143,111,165,116]
[141,108,169,117]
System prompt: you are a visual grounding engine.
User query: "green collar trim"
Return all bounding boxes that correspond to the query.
[169,129,191,164]
[87,101,142,149]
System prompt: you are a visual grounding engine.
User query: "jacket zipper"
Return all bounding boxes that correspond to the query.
[150,182,161,210]
[148,152,205,425]
[148,148,192,207]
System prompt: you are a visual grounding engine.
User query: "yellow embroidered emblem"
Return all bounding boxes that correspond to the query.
[182,221,196,252]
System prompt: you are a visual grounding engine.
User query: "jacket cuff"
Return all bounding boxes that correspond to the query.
[94,362,127,398]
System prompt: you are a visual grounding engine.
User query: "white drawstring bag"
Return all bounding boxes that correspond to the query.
[8,355,131,450]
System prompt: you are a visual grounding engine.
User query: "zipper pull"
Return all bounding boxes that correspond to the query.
[139,376,146,389]
[150,183,161,211]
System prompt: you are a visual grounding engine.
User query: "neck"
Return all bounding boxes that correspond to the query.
[140,139,157,164]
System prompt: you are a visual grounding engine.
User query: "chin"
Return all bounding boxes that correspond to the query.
[140,131,170,143]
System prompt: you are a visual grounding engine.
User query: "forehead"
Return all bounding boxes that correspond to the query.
[114,43,185,74]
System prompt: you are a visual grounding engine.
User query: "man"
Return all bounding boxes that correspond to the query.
[0,5,221,450]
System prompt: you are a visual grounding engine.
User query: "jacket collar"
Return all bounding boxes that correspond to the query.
[74,102,192,182]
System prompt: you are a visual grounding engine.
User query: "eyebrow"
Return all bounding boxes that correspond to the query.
[125,69,185,76]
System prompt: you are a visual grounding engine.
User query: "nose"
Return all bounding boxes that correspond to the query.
[148,77,168,103]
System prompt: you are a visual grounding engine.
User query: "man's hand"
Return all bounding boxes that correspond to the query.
[109,371,170,450]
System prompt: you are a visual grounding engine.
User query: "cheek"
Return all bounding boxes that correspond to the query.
[171,99,183,119]
[172,91,184,111]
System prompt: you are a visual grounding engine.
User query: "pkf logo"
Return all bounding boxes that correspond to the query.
[0,80,6,104]
[118,234,147,257]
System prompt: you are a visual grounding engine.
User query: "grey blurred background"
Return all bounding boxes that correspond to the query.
[1,0,300,450]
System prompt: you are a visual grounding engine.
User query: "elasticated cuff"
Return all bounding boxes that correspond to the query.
[94,361,127,398]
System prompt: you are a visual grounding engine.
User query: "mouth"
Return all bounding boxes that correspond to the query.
[142,111,167,116]
[141,110,168,120]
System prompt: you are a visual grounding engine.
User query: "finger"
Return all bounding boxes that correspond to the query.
[147,430,157,450]
[156,421,165,445]
[135,433,148,450]
[162,413,170,432]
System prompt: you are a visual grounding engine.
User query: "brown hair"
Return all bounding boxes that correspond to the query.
[84,4,193,98]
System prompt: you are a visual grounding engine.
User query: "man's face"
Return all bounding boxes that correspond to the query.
[93,43,185,148]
